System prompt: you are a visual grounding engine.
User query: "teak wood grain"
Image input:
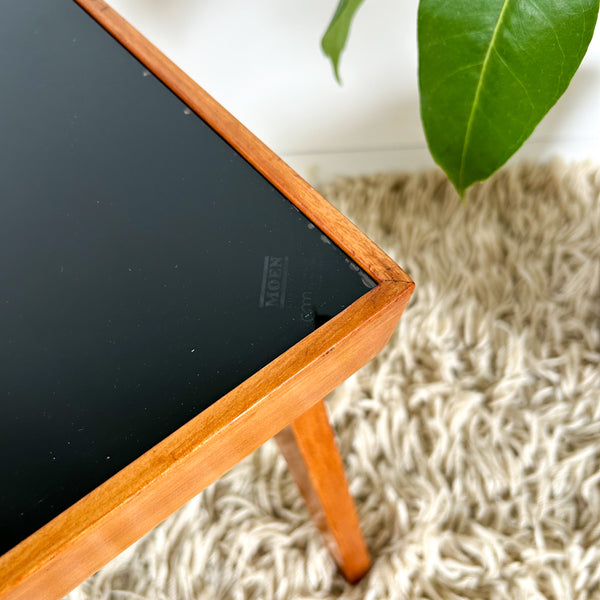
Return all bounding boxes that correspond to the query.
[276,400,371,583]
[0,1,414,598]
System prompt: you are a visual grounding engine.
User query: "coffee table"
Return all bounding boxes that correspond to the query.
[0,1,414,598]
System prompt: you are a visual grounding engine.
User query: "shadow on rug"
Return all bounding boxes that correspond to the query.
[68,161,600,600]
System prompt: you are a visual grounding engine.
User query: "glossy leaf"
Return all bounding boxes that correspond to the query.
[322,0,366,83]
[418,0,600,197]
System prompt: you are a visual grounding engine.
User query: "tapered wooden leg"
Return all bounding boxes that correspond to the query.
[275,399,371,582]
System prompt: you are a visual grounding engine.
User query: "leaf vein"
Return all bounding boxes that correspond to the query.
[423,30,491,49]
[528,0,567,60]
[458,0,513,191]
[428,62,484,95]
[528,0,566,91]
[575,0,587,58]
[493,47,536,110]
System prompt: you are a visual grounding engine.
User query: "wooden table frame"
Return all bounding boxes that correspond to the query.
[0,1,414,597]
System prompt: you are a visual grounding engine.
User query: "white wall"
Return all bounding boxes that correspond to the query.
[108,0,600,184]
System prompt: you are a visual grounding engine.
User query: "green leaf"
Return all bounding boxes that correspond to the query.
[418,0,599,197]
[321,0,366,83]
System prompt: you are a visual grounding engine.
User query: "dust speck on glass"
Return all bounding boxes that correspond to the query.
[0,0,375,556]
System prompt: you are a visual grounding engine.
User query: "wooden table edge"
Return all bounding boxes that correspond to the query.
[0,280,413,599]
[0,2,415,597]
[72,0,410,286]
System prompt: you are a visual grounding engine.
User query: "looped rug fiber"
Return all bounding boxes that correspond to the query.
[68,161,600,600]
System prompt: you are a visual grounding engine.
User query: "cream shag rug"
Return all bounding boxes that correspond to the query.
[68,162,600,600]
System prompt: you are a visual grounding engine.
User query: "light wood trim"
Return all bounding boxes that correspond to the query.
[276,400,371,583]
[0,282,411,600]
[0,2,415,598]
[71,0,410,286]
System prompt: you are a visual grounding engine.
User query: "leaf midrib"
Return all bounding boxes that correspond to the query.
[458,0,513,191]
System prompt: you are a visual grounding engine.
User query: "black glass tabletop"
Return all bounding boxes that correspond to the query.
[0,0,375,555]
